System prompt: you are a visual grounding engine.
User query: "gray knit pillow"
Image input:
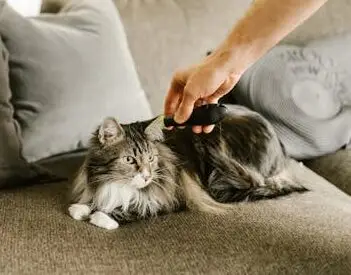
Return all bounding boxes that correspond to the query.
[306,32,351,151]
[233,45,351,160]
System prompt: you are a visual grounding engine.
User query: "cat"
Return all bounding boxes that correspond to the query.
[68,104,307,230]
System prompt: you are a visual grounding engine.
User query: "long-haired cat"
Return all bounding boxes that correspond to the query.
[68,105,306,230]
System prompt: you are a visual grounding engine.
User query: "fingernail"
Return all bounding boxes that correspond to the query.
[174,114,183,124]
[192,126,202,134]
[174,112,180,122]
[177,126,186,129]
[203,125,215,134]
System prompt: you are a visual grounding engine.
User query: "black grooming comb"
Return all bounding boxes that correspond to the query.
[164,104,228,127]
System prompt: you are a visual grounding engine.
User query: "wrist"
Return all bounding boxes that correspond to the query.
[209,0,328,76]
[206,34,260,78]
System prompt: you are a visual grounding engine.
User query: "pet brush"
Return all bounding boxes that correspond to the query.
[164,104,228,127]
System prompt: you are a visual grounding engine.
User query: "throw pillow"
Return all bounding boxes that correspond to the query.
[7,0,42,16]
[231,45,351,160]
[307,31,351,68]
[302,33,351,190]
[0,37,58,187]
[0,0,152,162]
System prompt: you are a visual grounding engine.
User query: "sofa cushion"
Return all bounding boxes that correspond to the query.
[1,158,351,274]
[7,0,42,16]
[0,0,152,162]
[114,0,252,113]
[283,0,351,45]
[305,149,351,195]
[0,36,58,187]
[113,0,351,114]
[230,44,351,160]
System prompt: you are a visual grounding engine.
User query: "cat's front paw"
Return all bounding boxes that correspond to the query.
[89,211,119,230]
[68,204,91,221]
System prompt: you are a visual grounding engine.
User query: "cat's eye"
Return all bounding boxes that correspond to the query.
[148,155,157,162]
[123,156,136,164]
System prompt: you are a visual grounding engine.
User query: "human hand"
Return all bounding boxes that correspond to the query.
[164,53,241,133]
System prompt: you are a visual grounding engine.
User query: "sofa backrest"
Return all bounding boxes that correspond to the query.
[114,0,351,114]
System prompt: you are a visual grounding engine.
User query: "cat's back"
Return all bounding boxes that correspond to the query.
[163,104,282,169]
[219,104,275,141]
[165,105,274,143]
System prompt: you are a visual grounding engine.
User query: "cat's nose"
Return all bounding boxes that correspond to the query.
[141,169,151,182]
[142,174,151,183]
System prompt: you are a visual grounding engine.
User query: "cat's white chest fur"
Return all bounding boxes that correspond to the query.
[93,182,139,213]
[69,179,176,230]
[93,181,171,218]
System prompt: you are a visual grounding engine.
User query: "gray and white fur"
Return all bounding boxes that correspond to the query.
[68,105,306,230]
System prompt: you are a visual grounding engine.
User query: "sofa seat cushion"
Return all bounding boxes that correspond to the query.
[305,149,351,195]
[1,157,351,274]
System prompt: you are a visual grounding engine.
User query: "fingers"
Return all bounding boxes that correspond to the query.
[164,80,182,117]
[201,97,218,134]
[164,67,241,135]
[164,79,183,131]
[192,126,202,133]
[203,125,215,133]
[174,89,197,123]
[194,98,205,108]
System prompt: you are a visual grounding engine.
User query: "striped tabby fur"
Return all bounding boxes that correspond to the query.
[68,105,306,229]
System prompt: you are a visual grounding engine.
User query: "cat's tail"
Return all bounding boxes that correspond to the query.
[176,166,307,215]
[180,171,233,214]
[207,162,307,203]
[247,169,307,201]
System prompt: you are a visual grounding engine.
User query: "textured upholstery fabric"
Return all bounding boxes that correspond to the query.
[1,0,351,273]
[114,0,252,113]
[1,158,351,274]
[283,0,351,45]
[305,149,351,195]
[0,0,152,162]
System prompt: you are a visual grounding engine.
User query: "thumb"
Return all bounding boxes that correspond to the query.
[174,89,197,123]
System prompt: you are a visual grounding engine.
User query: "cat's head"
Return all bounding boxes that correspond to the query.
[87,116,168,189]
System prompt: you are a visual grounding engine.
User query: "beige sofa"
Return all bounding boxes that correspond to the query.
[1,0,351,274]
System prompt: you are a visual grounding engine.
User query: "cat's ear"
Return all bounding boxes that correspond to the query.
[145,116,164,142]
[98,117,124,145]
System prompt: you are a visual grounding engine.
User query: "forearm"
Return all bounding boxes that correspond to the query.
[211,0,328,74]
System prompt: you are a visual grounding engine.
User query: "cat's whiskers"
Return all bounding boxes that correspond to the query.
[154,172,174,179]
[153,172,176,182]
[155,162,186,172]
[88,177,131,186]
